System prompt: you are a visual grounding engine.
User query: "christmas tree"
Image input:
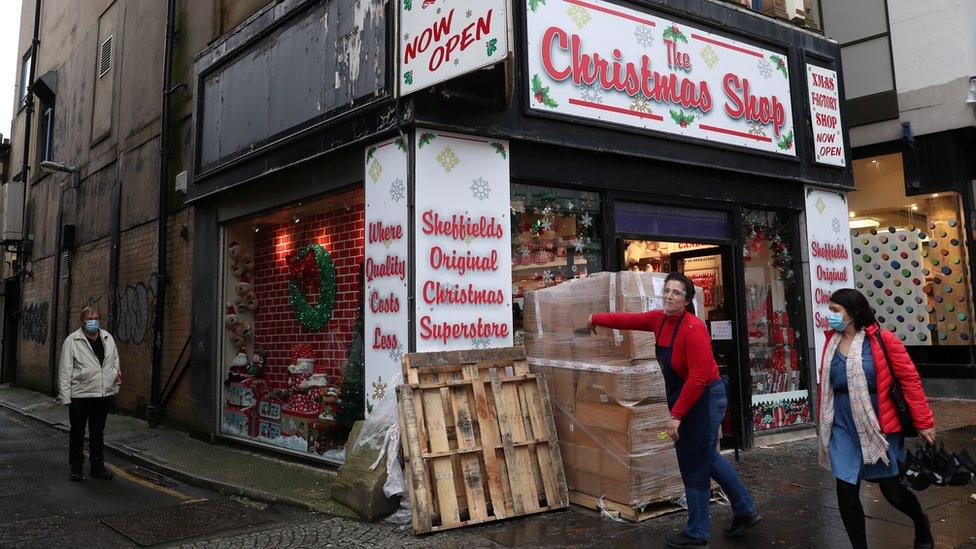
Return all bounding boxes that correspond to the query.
[336,287,366,431]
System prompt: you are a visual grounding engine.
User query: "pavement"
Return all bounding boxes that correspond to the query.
[2,384,975,548]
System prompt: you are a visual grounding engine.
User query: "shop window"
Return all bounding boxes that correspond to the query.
[741,209,811,432]
[511,184,604,344]
[849,155,975,347]
[219,188,365,460]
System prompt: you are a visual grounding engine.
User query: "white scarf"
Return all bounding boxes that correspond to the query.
[818,330,889,469]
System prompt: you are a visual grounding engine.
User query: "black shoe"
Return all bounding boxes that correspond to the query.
[665,532,708,547]
[69,470,84,481]
[914,515,934,549]
[90,465,114,480]
[724,512,763,537]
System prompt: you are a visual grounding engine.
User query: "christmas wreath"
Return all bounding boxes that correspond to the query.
[287,244,337,331]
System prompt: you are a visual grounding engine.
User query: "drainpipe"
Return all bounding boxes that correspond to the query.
[147,0,176,428]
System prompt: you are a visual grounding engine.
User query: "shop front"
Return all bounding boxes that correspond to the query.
[186,0,851,459]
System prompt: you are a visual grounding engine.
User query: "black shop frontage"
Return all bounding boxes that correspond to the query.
[186,0,851,462]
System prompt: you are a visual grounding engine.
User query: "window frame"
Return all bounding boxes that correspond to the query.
[19,49,33,111]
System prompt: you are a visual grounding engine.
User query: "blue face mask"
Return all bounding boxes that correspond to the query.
[84,319,100,333]
[827,312,849,331]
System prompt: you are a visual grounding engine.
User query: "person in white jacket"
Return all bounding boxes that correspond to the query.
[57,306,121,481]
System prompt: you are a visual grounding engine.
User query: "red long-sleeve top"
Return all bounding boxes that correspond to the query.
[591,310,719,420]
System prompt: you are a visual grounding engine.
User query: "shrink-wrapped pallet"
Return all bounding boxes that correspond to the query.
[524,272,705,512]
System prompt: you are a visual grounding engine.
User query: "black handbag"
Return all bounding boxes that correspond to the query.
[872,331,919,438]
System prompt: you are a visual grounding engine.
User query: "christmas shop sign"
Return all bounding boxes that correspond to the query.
[414,130,513,352]
[399,0,510,95]
[526,0,796,156]
[803,187,854,376]
[806,64,846,167]
[364,137,410,409]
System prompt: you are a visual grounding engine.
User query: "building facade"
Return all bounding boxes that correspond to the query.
[820,0,976,397]
[186,0,849,463]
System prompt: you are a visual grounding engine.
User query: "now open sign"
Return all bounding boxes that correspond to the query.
[399,0,510,95]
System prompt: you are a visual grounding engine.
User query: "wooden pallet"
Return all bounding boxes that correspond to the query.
[397,346,569,534]
[569,489,721,523]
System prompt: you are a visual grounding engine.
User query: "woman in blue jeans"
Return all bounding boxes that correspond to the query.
[591,273,760,547]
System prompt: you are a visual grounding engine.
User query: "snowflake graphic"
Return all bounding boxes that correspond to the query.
[579,83,604,104]
[465,9,472,17]
[470,177,491,201]
[700,45,719,69]
[566,5,591,28]
[436,147,461,172]
[471,338,492,349]
[543,270,555,283]
[757,59,773,79]
[389,178,405,202]
[574,238,586,253]
[634,25,655,48]
[832,217,842,233]
[630,96,653,114]
[453,59,459,66]
[371,376,388,402]
[388,343,404,364]
[540,218,553,231]
[748,122,767,138]
[368,159,383,183]
[580,212,593,227]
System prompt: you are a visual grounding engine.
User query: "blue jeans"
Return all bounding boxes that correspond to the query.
[674,380,757,540]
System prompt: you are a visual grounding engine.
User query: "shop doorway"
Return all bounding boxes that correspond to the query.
[620,238,744,450]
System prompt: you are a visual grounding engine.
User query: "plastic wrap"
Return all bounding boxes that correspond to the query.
[524,271,704,508]
[348,373,406,500]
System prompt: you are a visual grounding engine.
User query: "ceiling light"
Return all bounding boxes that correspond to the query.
[253,226,260,233]
[294,217,301,224]
[910,204,919,211]
[849,218,880,229]
[849,211,856,219]
[931,193,939,198]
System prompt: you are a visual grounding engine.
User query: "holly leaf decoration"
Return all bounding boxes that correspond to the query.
[777,129,795,151]
[770,55,788,78]
[669,109,696,128]
[486,38,498,57]
[528,0,546,11]
[418,132,437,148]
[394,137,407,153]
[531,74,558,108]
[403,0,412,10]
[663,24,688,44]
[365,146,377,165]
[491,142,507,159]
[404,70,413,85]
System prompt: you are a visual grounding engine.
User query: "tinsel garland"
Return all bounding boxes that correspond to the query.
[288,244,337,331]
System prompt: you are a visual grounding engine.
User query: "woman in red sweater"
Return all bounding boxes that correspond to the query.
[590,273,759,547]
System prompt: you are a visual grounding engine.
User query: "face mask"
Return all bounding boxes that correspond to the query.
[826,312,849,331]
[84,320,100,333]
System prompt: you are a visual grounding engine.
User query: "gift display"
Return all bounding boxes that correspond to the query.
[524,271,705,518]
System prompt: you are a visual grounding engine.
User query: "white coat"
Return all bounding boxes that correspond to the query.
[57,328,121,404]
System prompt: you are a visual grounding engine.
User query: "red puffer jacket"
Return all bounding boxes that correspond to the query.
[818,324,935,434]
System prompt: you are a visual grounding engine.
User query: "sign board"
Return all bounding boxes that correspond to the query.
[399,0,510,95]
[803,187,854,376]
[806,64,845,167]
[414,130,513,352]
[526,0,795,156]
[364,137,410,410]
[710,320,733,341]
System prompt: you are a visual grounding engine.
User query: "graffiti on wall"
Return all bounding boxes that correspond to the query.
[115,277,156,345]
[21,301,49,345]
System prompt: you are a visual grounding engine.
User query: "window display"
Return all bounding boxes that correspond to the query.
[510,185,604,343]
[848,155,975,347]
[742,209,810,432]
[220,189,365,460]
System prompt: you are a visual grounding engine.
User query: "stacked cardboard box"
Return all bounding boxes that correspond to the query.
[524,272,703,508]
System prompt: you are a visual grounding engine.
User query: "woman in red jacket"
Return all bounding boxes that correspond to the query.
[590,273,760,548]
[819,289,936,549]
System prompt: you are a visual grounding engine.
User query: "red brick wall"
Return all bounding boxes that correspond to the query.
[250,200,364,389]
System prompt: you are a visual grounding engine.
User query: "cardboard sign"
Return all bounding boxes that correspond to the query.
[399,0,510,95]
[806,64,845,167]
[364,137,410,411]
[526,0,795,156]
[710,320,733,341]
[414,130,513,351]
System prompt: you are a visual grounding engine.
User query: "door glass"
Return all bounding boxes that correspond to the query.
[741,209,811,432]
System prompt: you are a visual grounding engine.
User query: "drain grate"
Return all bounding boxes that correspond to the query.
[100,500,271,546]
[0,518,66,544]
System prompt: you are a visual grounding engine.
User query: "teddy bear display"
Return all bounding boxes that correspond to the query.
[228,241,254,277]
[235,272,259,311]
[224,303,252,347]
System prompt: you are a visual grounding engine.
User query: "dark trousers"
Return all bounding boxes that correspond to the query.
[68,397,112,470]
